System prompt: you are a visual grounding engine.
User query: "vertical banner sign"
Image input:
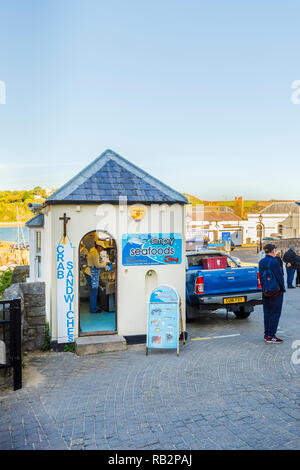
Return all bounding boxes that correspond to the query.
[147,285,180,356]
[56,243,74,343]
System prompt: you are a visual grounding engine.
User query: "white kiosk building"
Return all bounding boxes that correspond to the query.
[26,149,187,353]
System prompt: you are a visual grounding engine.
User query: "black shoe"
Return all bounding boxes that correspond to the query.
[91,309,102,313]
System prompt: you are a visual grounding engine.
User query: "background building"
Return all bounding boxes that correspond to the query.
[186,205,243,245]
[243,202,300,243]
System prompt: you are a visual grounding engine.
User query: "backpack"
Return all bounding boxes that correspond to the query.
[262,257,280,297]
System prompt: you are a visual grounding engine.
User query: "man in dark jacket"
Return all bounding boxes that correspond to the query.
[259,244,285,343]
[283,245,297,288]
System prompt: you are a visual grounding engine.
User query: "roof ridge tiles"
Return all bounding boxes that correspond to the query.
[46,149,187,205]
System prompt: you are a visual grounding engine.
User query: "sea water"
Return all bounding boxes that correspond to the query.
[0,226,29,242]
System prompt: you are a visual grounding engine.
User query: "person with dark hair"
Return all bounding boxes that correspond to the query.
[259,243,285,343]
[84,240,107,313]
[283,245,297,288]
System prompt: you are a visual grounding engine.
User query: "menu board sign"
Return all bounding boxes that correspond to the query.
[147,285,180,355]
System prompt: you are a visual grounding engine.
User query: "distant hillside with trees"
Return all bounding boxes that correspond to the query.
[1,188,295,223]
[183,193,204,205]
[183,194,295,219]
[0,187,55,223]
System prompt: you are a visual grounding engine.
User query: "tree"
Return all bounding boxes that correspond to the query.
[21,191,31,202]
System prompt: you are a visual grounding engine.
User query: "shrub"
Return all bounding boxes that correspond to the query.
[0,269,13,299]
[64,343,75,353]
[41,321,51,351]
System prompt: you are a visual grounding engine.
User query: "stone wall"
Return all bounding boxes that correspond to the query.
[11,266,29,284]
[0,281,45,389]
[269,238,300,253]
[3,282,45,351]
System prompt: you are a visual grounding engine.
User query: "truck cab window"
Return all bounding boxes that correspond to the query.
[227,257,237,268]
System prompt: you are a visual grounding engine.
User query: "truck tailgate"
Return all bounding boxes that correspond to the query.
[201,267,259,295]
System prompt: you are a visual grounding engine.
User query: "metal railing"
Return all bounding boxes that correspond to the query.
[0,298,22,391]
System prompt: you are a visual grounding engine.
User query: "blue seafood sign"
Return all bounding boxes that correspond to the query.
[147,285,180,351]
[122,233,182,266]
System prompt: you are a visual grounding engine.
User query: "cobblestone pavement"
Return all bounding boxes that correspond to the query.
[0,289,299,450]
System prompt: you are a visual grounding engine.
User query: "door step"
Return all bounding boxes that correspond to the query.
[75,335,127,356]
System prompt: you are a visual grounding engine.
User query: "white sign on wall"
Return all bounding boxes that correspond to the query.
[56,243,75,343]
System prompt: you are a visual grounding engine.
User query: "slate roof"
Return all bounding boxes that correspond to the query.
[261,202,300,215]
[25,214,44,227]
[192,211,242,222]
[46,149,188,205]
[204,211,242,222]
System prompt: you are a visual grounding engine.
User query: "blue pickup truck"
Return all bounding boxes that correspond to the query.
[186,250,262,320]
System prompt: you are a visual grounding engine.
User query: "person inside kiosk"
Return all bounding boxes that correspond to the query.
[79,233,117,333]
[84,240,109,313]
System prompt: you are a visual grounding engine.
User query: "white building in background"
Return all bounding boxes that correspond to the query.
[243,202,300,243]
[187,201,300,246]
[45,188,54,196]
[186,205,243,245]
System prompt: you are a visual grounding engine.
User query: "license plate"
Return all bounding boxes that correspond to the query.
[223,296,245,304]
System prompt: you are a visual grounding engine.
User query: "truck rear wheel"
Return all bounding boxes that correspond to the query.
[186,302,197,322]
[234,307,251,319]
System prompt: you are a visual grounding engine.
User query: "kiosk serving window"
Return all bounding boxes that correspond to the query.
[79,231,117,335]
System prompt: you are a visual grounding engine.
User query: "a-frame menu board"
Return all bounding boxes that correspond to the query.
[146,285,181,356]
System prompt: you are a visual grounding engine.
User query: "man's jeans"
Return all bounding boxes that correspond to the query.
[84,273,98,313]
[286,267,295,288]
[263,292,283,338]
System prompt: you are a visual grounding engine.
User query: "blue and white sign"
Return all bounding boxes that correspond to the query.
[122,233,182,266]
[56,243,75,343]
[147,285,180,353]
[222,232,231,242]
[208,242,226,250]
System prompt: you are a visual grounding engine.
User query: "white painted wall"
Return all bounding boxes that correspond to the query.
[44,206,53,327]
[27,228,44,282]
[188,219,243,245]
[44,203,186,341]
[243,213,299,242]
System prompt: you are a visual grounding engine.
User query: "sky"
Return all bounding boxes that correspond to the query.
[0,0,300,200]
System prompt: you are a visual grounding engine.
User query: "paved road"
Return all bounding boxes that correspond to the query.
[233,247,259,265]
[0,289,299,450]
